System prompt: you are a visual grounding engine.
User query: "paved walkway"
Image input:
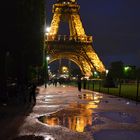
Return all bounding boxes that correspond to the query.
[0,84,140,140]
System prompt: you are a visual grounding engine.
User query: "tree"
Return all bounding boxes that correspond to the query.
[123,65,136,80]
[0,0,46,99]
[104,61,124,87]
[108,61,124,80]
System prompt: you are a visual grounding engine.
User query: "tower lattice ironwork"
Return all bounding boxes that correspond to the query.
[45,0,106,76]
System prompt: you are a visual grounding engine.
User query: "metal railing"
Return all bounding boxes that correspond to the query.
[45,35,93,43]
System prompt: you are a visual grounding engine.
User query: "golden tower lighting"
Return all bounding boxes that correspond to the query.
[45,0,106,76]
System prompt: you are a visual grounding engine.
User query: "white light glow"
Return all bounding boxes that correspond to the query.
[106,69,109,75]
[46,56,50,61]
[45,27,50,33]
[94,71,97,75]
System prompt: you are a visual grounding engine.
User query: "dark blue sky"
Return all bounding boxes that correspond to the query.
[46,0,140,68]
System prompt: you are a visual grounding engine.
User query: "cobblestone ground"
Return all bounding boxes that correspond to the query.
[1,84,140,140]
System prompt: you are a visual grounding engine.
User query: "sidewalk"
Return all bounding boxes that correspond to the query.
[0,84,140,140]
[0,94,34,140]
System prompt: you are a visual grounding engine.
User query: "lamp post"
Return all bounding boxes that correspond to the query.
[44,26,50,88]
[44,49,47,88]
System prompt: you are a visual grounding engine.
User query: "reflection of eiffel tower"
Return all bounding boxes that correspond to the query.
[45,0,106,76]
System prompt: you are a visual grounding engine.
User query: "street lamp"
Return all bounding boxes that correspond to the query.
[44,26,50,88]
[105,69,109,76]
[45,27,50,33]
[46,56,50,61]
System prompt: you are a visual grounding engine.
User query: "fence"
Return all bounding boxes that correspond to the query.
[71,79,140,101]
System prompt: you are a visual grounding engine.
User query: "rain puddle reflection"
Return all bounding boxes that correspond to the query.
[38,107,93,132]
[78,93,94,100]
[78,92,102,103]
[38,92,103,132]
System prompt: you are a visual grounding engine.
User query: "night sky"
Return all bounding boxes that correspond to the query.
[46,0,140,68]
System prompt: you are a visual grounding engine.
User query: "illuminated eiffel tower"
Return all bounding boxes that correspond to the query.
[45,0,106,76]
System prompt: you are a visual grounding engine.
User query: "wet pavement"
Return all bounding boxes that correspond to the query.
[2,84,140,140]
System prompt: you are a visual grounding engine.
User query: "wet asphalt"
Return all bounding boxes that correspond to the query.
[1,84,140,140]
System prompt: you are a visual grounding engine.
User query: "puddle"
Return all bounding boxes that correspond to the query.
[78,93,94,100]
[38,107,94,132]
[38,93,103,133]
[98,111,137,123]
[78,92,102,103]
[38,99,103,132]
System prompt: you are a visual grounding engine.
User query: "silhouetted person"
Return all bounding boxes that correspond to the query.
[83,77,87,89]
[77,75,81,92]
[54,78,58,87]
[58,78,63,86]
[29,83,37,104]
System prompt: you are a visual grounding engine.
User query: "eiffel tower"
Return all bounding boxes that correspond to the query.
[45,0,106,76]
